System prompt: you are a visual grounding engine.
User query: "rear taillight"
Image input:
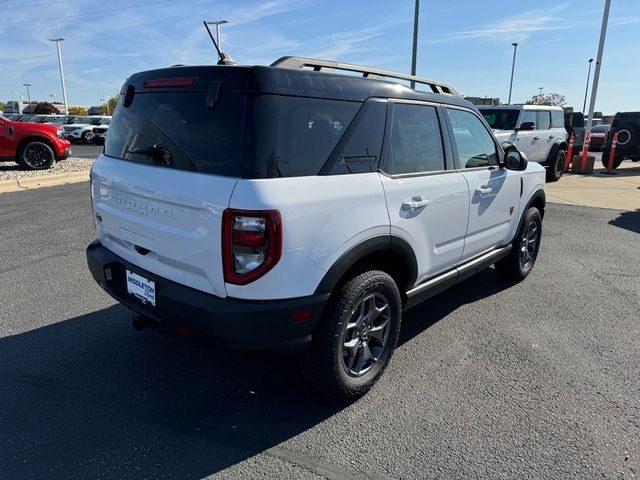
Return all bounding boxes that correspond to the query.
[222,209,282,285]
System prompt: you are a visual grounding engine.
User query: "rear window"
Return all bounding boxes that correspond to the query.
[105,92,245,177]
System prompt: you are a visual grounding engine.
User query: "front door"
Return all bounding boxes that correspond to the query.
[444,107,522,262]
[380,102,469,285]
[0,120,13,157]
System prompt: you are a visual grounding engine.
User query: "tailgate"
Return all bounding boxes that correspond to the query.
[91,155,236,298]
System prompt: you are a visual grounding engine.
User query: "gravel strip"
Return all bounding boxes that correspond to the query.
[0,157,94,181]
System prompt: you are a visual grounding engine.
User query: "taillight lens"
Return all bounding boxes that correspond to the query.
[222,209,282,285]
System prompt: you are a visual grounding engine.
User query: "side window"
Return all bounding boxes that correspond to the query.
[537,111,551,130]
[551,110,564,128]
[384,103,445,174]
[520,110,537,129]
[446,108,498,169]
[327,100,387,175]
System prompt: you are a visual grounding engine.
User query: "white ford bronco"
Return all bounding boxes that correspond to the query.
[86,57,546,399]
[478,104,568,182]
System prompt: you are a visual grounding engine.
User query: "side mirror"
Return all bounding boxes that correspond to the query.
[516,121,535,131]
[503,149,528,171]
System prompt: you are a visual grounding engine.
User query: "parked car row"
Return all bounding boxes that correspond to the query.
[0,114,71,170]
[3,114,111,144]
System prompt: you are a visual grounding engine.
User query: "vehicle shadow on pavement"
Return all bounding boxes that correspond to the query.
[0,304,346,478]
[608,209,640,234]
[0,270,508,479]
[399,268,508,346]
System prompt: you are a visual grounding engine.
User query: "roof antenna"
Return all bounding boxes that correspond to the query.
[203,21,236,65]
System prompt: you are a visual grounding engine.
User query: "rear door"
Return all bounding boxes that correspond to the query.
[515,110,540,161]
[380,101,469,285]
[91,80,246,298]
[444,107,521,262]
[536,110,555,161]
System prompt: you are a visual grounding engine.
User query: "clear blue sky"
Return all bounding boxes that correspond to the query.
[1,0,638,114]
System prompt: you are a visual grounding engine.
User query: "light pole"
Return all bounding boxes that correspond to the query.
[15,92,22,114]
[23,83,32,110]
[507,42,518,104]
[49,38,68,114]
[583,0,611,156]
[582,58,594,113]
[538,87,544,96]
[205,20,228,51]
[101,95,110,115]
[410,0,420,89]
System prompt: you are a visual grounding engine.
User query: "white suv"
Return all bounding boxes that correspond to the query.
[86,57,546,399]
[479,105,568,181]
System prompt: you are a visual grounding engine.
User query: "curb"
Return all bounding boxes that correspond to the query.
[0,170,90,194]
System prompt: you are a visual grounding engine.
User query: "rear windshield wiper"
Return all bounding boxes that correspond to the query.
[125,144,173,166]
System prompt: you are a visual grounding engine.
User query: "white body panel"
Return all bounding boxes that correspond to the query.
[379,172,469,285]
[91,156,236,298]
[459,167,522,261]
[226,173,389,300]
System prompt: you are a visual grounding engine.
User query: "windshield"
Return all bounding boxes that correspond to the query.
[479,109,520,130]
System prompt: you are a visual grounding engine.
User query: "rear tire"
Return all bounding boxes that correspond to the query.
[495,207,542,282]
[17,141,55,170]
[546,149,566,182]
[81,131,93,144]
[300,270,402,400]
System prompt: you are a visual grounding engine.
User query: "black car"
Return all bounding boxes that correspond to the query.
[601,111,640,169]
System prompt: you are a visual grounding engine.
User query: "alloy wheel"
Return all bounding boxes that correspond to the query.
[519,220,539,269]
[341,293,391,377]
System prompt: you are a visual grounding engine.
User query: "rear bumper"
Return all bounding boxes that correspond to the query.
[86,241,328,352]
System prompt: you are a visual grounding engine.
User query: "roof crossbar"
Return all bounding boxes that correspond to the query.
[271,56,461,97]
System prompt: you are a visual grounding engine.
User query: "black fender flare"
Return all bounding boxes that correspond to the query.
[314,235,418,295]
[513,189,546,243]
[544,140,568,165]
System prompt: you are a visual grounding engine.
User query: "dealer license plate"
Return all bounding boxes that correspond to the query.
[126,270,156,307]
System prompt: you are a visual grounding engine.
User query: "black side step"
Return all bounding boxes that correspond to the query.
[403,246,512,310]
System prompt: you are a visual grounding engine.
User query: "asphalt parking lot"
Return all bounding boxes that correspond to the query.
[1,183,638,479]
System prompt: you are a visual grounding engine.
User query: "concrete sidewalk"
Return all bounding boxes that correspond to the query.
[546,154,640,211]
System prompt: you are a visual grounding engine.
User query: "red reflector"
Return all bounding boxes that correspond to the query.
[233,231,266,247]
[291,310,313,323]
[143,77,197,88]
[175,324,192,337]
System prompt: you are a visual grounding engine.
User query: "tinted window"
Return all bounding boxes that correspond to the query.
[105,92,245,177]
[327,100,386,175]
[520,110,536,128]
[446,108,498,168]
[551,110,564,128]
[384,103,444,174]
[537,111,551,130]
[480,109,519,129]
[248,95,359,178]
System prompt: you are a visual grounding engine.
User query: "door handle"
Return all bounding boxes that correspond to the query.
[548,135,555,139]
[401,196,430,211]
[533,136,540,140]
[475,186,492,195]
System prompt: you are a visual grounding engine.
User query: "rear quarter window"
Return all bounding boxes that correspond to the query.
[551,110,564,128]
[248,96,359,178]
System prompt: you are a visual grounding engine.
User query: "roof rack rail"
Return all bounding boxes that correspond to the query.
[271,56,461,97]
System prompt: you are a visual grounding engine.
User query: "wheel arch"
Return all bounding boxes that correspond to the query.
[16,135,59,161]
[314,235,418,301]
[544,139,568,165]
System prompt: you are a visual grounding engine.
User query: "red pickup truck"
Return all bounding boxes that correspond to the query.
[0,115,71,170]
